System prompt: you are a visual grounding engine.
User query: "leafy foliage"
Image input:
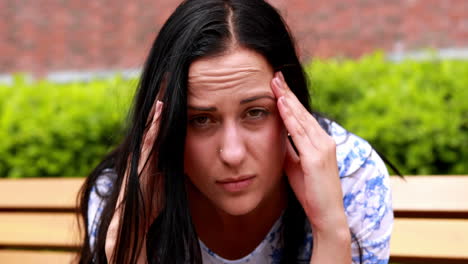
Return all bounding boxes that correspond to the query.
[0,75,135,178]
[1,54,466,177]
[306,53,468,175]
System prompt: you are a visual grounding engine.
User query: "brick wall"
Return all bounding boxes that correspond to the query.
[0,0,467,76]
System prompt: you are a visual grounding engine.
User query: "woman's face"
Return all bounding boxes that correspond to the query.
[184,47,287,216]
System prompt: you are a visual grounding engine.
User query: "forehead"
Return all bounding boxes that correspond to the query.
[187,47,274,97]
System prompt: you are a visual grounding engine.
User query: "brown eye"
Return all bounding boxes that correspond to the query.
[189,115,212,127]
[245,108,269,120]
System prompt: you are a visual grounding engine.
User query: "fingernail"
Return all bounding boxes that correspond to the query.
[279,71,285,82]
[274,76,283,91]
[156,100,163,113]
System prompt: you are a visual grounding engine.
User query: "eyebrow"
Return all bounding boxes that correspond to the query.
[188,105,217,111]
[188,93,275,112]
[240,94,275,104]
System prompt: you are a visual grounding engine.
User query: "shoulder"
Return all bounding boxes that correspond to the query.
[323,119,393,263]
[324,119,376,178]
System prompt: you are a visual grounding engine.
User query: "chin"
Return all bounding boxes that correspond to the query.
[215,194,262,216]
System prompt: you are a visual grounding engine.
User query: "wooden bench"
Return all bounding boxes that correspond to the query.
[0,176,467,263]
[0,178,83,264]
[390,176,468,263]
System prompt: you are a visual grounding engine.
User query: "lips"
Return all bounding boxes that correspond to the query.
[216,175,256,192]
[217,175,255,184]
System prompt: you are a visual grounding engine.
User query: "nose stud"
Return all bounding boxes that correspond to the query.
[219,148,223,153]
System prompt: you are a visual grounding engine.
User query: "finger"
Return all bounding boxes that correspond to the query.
[272,72,320,148]
[139,101,163,174]
[143,100,163,144]
[272,72,330,149]
[142,101,162,157]
[279,72,323,135]
[271,72,284,98]
[286,136,300,163]
[153,100,163,124]
[277,96,315,157]
[146,101,163,144]
[283,139,306,204]
[271,72,309,114]
[145,100,158,128]
[271,72,316,133]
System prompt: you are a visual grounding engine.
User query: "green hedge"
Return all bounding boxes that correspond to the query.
[306,53,467,175]
[0,75,135,178]
[0,54,467,177]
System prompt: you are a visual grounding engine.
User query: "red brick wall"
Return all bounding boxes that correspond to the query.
[0,0,467,76]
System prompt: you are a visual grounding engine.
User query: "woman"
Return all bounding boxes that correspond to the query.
[78,0,393,263]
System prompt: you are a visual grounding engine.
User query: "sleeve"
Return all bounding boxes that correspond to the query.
[340,150,393,264]
[87,168,116,250]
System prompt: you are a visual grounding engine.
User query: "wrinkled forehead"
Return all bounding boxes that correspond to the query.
[187,48,274,96]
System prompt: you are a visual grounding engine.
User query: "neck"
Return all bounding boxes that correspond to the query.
[187,178,288,260]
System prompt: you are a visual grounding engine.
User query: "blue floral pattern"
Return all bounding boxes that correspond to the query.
[88,121,393,264]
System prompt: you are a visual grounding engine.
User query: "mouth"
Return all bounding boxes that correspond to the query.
[216,175,256,192]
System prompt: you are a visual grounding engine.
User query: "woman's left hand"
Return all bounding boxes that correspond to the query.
[271,72,350,244]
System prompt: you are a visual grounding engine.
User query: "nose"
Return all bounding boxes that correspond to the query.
[219,121,246,168]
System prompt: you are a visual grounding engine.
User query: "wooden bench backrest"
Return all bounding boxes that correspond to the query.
[0,178,83,211]
[391,176,468,218]
[390,176,468,263]
[1,176,467,263]
[0,178,83,264]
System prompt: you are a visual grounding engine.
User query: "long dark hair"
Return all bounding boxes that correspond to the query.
[78,0,341,263]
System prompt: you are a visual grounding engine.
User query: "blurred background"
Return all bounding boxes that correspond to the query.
[0,0,467,178]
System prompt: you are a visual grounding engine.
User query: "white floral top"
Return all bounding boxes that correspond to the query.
[88,120,393,264]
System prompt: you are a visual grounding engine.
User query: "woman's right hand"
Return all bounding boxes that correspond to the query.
[105,100,164,263]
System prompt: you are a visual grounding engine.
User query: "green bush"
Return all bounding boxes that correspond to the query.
[0,54,467,177]
[0,75,135,178]
[306,53,468,175]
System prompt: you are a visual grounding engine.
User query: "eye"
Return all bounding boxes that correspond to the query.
[189,115,213,127]
[245,108,269,120]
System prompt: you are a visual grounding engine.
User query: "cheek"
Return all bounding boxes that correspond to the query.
[184,131,224,195]
[183,133,209,176]
[252,117,287,167]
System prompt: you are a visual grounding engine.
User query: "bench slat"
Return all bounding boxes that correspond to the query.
[0,250,77,264]
[391,218,468,259]
[0,178,84,210]
[1,176,467,262]
[3,215,467,260]
[391,176,468,214]
[3,176,465,212]
[0,213,81,248]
